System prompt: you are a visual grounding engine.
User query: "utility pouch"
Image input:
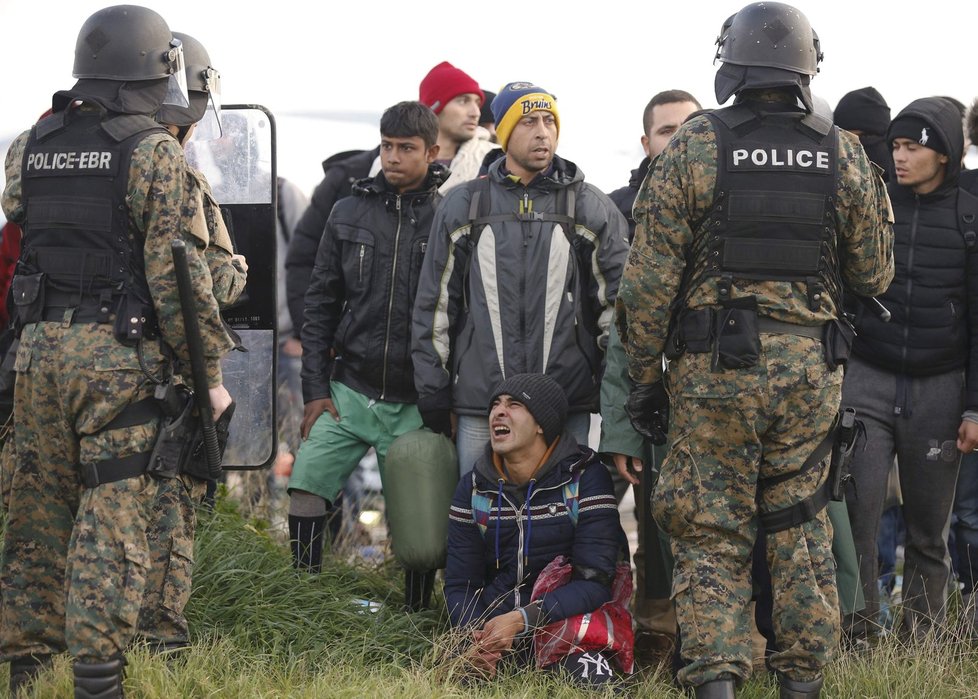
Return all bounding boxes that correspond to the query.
[712,297,760,371]
[184,401,236,481]
[823,317,855,370]
[829,407,862,501]
[147,381,197,480]
[11,273,46,327]
[113,294,152,345]
[677,309,714,355]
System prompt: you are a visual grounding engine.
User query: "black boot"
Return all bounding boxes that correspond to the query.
[73,657,125,699]
[694,674,737,699]
[404,569,435,611]
[778,673,823,699]
[289,514,326,573]
[9,654,51,698]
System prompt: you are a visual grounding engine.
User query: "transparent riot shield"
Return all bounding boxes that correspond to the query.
[185,105,277,469]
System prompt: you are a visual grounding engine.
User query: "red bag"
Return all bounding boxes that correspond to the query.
[530,555,634,674]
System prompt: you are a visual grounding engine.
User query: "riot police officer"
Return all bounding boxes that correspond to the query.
[0,6,235,697]
[139,31,247,655]
[617,3,893,697]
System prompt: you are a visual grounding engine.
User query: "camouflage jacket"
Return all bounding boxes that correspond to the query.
[187,167,247,309]
[618,94,895,384]
[2,114,235,387]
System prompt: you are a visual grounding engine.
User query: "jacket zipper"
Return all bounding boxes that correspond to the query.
[381,195,403,399]
[519,189,530,371]
[358,244,365,282]
[473,460,583,607]
[900,196,920,373]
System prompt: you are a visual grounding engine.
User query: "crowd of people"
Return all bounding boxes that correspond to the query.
[2,1,978,698]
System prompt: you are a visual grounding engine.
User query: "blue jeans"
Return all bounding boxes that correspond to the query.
[455,412,592,477]
[953,452,978,594]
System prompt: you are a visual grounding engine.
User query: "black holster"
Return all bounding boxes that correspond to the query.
[147,380,197,480]
[828,407,862,501]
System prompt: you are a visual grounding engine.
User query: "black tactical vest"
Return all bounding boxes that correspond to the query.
[18,107,167,333]
[688,102,842,313]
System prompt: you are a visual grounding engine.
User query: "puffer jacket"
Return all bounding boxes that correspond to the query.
[445,433,626,628]
[852,97,978,408]
[412,155,629,416]
[300,164,446,404]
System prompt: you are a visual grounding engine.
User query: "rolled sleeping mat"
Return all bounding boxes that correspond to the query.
[384,429,459,570]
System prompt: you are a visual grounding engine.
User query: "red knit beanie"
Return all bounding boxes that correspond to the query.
[419,61,483,114]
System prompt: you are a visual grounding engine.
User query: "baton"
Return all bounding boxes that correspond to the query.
[171,239,223,479]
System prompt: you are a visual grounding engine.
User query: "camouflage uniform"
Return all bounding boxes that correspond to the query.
[137,164,245,650]
[0,118,234,664]
[618,92,893,685]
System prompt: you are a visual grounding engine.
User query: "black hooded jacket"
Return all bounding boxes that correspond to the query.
[299,164,447,404]
[285,147,380,337]
[852,97,978,408]
[607,157,651,242]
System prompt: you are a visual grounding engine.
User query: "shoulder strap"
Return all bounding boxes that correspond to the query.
[957,186,978,250]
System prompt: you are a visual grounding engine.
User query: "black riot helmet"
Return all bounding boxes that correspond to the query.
[73,5,188,107]
[715,2,822,75]
[713,2,823,110]
[157,32,222,137]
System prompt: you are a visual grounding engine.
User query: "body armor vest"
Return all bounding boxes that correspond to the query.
[18,107,167,335]
[685,102,842,314]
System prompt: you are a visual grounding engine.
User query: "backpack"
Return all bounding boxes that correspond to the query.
[462,176,599,335]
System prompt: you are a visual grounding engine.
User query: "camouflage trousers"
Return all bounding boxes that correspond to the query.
[0,322,164,663]
[654,335,841,686]
[137,473,206,648]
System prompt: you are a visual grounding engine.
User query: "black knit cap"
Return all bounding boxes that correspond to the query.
[480,90,496,126]
[888,115,948,155]
[834,87,890,136]
[489,373,568,445]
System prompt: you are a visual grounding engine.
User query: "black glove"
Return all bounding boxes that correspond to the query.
[625,381,669,445]
[420,406,452,438]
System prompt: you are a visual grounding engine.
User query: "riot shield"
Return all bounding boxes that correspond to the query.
[185,104,277,469]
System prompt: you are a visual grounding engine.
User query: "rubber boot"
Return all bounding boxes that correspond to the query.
[693,674,737,699]
[778,673,823,699]
[73,657,125,699]
[9,654,51,698]
[288,514,326,573]
[404,569,435,612]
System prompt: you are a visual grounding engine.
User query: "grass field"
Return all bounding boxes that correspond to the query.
[9,494,978,698]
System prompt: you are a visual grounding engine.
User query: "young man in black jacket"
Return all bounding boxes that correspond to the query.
[286,102,446,606]
[844,96,978,643]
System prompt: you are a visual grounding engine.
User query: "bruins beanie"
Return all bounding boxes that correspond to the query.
[491,82,560,152]
[419,61,483,115]
[489,373,568,445]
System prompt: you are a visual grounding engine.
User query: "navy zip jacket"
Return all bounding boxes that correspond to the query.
[445,432,626,628]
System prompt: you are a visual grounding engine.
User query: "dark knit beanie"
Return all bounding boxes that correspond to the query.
[489,373,568,445]
[480,90,496,126]
[888,115,948,155]
[834,87,890,136]
[418,61,483,115]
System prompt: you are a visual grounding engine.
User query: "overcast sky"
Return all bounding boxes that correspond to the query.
[2,0,975,196]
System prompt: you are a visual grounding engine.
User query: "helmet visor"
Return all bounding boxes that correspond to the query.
[162,39,189,108]
[193,68,223,140]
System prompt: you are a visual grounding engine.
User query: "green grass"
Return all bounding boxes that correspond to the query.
[9,495,978,697]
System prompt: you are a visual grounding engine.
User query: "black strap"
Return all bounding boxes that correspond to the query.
[759,418,837,488]
[758,479,831,533]
[100,396,162,432]
[79,450,152,488]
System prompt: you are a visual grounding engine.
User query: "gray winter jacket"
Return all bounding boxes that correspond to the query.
[411,155,629,416]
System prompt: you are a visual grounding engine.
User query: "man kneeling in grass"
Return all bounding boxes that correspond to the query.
[445,373,633,686]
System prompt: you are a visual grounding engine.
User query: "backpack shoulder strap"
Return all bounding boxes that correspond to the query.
[958,186,978,250]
